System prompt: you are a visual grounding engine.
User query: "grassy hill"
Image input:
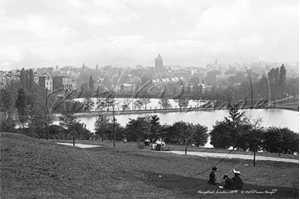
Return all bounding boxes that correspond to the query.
[1,132,299,198]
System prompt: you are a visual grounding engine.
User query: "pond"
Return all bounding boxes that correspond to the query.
[77,109,299,147]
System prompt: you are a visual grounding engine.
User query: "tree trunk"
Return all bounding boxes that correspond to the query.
[184,141,188,155]
[72,131,75,146]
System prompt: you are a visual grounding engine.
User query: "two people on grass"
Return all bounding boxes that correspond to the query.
[208,167,244,190]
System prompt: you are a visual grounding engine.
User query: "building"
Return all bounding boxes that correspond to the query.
[39,74,53,92]
[166,65,191,79]
[155,54,163,72]
[207,59,220,70]
[53,76,74,91]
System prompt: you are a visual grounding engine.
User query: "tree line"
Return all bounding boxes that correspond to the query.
[210,104,298,154]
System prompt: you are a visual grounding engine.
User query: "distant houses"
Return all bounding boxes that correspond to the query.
[39,74,76,92]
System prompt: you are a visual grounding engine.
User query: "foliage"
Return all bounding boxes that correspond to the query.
[210,121,232,149]
[262,127,299,154]
[158,98,171,109]
[15,88,28,130]
[89,75,95,92]
[223,104,248,149]
[134,99,144,110]
[0,88,15,113]
[59,108,90,141]
[150,115,161,140]
[94,114,110,141]
[171,121,208,154]
[125,116,150,142]
[0,114,16,132]
[193,124,208,147]
[82,98,94,112]
[174,99,189,109]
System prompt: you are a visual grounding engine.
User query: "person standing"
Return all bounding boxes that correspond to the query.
[232,170,244,190]
[208,167,218,185]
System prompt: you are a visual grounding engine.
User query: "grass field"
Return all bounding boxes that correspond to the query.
[54,139,299,160]
[1,132,299,199]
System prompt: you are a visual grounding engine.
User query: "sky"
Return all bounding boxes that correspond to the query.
[0,0,299,70]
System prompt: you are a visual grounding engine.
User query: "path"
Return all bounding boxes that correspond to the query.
[56,142,101,148]
[163,151,299,163]
[55,143,298,163]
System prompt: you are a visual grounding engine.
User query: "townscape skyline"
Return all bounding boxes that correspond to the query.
[0,0,299,70]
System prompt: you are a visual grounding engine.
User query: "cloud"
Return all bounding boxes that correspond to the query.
[0,0,298,69]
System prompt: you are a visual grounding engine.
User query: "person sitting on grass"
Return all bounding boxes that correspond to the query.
[232,170,243,190]
[208,167,218,185]
[220,175,235,190]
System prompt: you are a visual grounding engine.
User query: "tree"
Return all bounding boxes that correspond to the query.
[158,98,171,109]
[257,75,269,99]
[29,69,35,92]
[89,75,95,92]
[193,124,208,147]
[25,70,30,91]
[210,121,232,149]
[125,116,149,142]
[262,127,299,155]
[268,68,280,104]
[27,87,50,139]
[94,114,110,141]
[82,97,95,112]
[150,115,161,140]
[223,104,248,149]
[279,64,287,97]
[0,87,16,132]
[94,114,123,142]
[0,87,14,114]
[174,99,189,110]
[141,98,151,109]
[279,128,298,154]
[192,84,202,98]
[134,99,143,110]
[15,88,28,131]
[59,108,82,146]
[20,68,26,89]
[172,121,194,155]
[262,127,282,153]
[121,98,131,111]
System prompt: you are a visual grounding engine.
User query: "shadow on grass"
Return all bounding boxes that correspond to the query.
[138,170,299,199]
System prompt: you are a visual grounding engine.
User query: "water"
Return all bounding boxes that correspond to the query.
[75,109,299,147]
[62,98,299,147]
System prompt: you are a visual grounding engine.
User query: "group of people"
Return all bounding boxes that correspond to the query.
[208,167,244,190]
[148,138,166,150]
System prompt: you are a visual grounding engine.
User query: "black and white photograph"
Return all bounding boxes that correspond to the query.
[0,0,299,198]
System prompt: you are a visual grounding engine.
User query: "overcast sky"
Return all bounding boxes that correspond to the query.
[0,0,298,70]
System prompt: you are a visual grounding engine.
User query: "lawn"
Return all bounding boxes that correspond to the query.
[1,132,299,199]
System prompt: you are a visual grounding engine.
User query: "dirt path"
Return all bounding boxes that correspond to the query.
[164,151,299,163]
[56,142,101,148]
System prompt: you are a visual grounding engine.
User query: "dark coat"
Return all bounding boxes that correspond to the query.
[232,175,243,189]
[223,178,235,189]
[208,171,216,185]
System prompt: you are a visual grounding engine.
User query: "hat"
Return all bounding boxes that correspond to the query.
[212,167,218,171]
[233,169,241,175]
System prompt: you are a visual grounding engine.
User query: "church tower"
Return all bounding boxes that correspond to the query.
[155,54,163,72]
